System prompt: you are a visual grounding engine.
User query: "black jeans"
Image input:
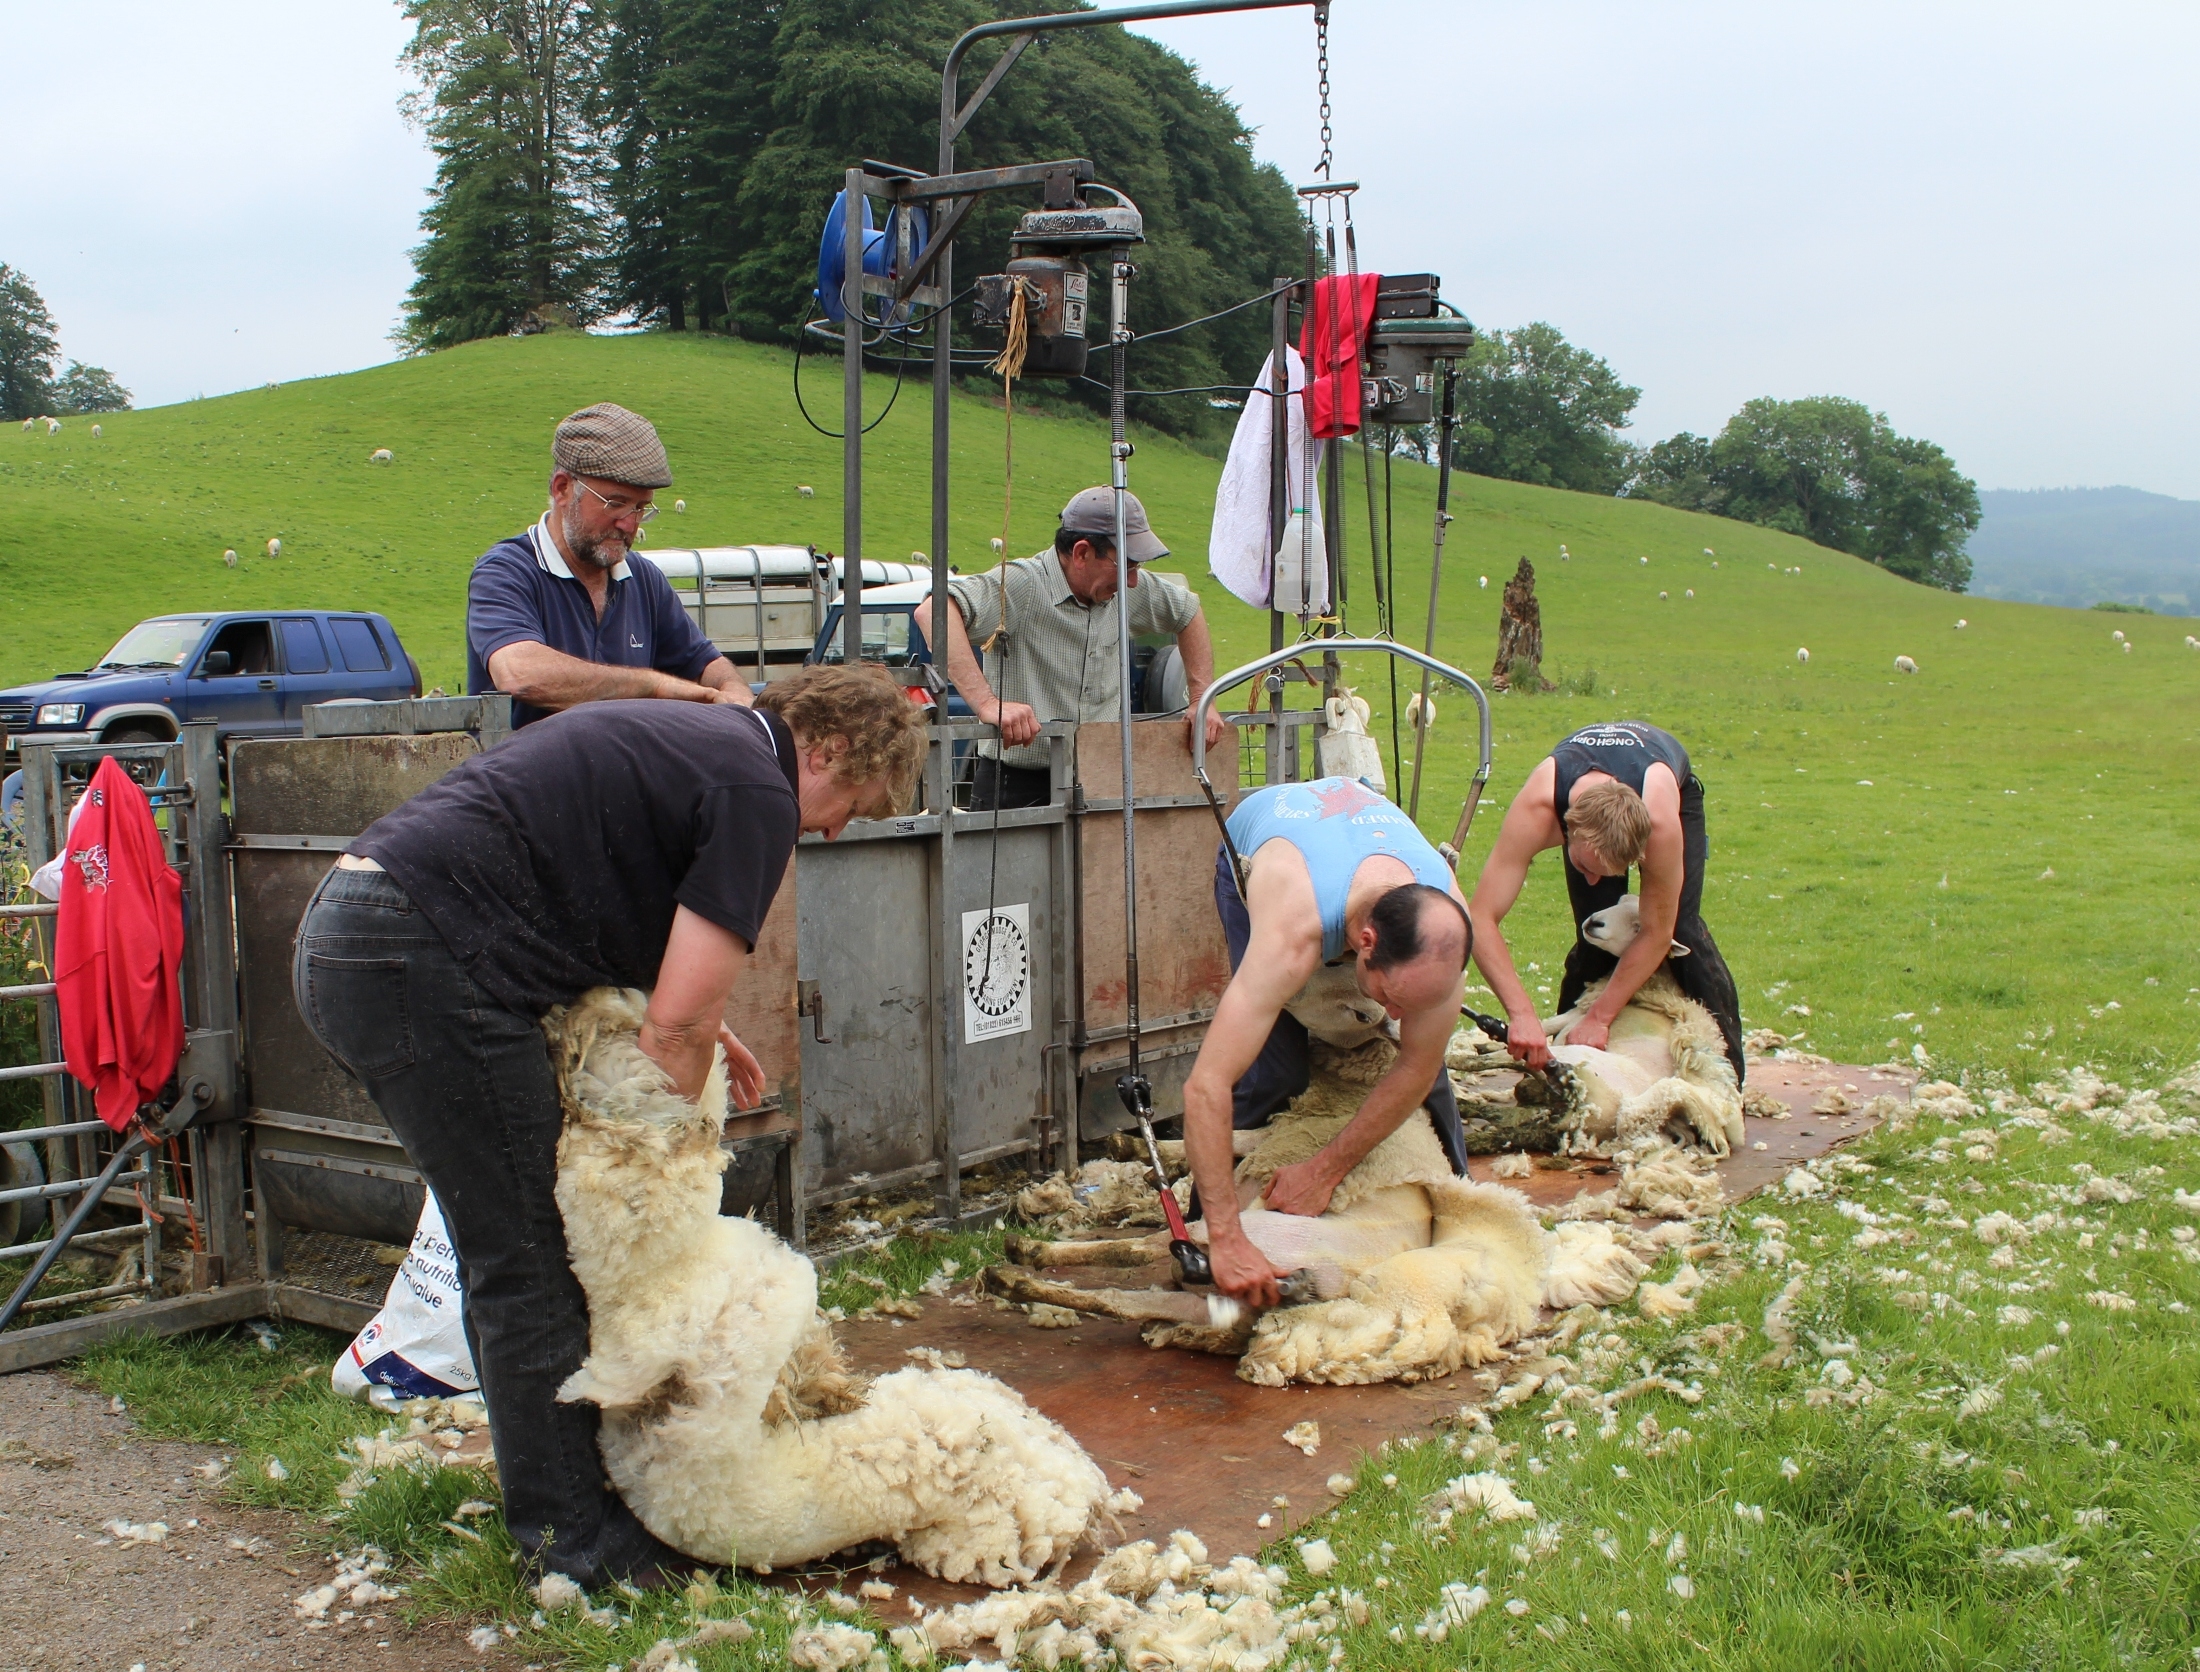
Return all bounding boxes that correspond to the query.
[1211,845,1468,1175]
[291,864,684,1586]
[1556,773,1747,1086]
[967,756,1054,810]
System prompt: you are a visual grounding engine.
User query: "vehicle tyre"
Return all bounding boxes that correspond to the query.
[0,1139,48,1247]
[100,724,172,786]
[1139,644,1188,715]
[407,655,423,699]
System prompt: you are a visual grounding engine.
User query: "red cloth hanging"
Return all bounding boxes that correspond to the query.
[1298,271,1382,440]
[54,757,185,1132]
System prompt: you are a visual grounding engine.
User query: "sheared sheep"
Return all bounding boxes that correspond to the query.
[1796,647,1810,663]
[673,498,686,513]
[266,537,282,557]
[994,1038,1629,1386]
[90,423,102,437]
[1406,691,1435,731]
[1895,655,1918,673]
[548,988,1119,1584]
[44,418,60,435]
[223,549,238,567]
[1955,618,1967,629]
[797,484,815,497]
[370,448,393,463]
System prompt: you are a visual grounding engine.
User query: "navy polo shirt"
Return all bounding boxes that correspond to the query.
[465,517,724,728]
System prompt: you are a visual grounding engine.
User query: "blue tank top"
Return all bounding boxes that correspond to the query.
[1227,778,1455,960]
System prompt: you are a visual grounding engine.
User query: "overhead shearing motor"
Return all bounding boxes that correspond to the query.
[972,176,1144,378]
[1352,271,1475,425]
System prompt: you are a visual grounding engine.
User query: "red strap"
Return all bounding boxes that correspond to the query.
[1299,272,1382,439]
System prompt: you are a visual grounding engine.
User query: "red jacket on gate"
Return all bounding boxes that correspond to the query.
[1299,271,1382,440]
[55,757,186,1131]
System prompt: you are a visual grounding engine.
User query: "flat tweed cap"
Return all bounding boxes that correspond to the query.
[553,402,673,488]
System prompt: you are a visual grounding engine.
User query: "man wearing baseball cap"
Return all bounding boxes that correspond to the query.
[913,486,1226,808]
[467,403,750,728]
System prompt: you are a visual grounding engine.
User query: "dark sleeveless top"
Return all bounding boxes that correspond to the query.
[1551,722,1691,821]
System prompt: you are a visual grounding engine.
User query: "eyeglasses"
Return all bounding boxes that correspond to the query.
[574,480,659,523]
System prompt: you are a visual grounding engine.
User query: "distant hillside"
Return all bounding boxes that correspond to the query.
[1968,486,2200,616]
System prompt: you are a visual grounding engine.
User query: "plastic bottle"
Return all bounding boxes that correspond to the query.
[1271,506,1317,615]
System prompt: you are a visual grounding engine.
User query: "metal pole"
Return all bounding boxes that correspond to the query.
[0,1134,150,1334]
[1108,257,1141,1088]
[1407,363,1462,820]
[1266,278,1291,783]
[841,166,866,669]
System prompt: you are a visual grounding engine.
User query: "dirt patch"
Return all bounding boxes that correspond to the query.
[0,1372,507,1672]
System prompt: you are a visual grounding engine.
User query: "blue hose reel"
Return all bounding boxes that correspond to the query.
[814,190,930,330]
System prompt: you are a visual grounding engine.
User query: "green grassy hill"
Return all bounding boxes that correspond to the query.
[3,331,2194,1082]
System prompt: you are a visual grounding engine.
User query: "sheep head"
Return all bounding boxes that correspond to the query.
[1579,895,1689,962]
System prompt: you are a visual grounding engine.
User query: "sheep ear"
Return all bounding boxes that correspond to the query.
[1667,940,1691,958]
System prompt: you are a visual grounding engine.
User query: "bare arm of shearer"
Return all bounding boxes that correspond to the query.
[1469,759,1562,1067]
[639,905,764,1105]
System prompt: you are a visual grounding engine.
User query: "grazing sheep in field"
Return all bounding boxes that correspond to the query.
[1796,648,1810,663]
[370,448,393,463]
[222,549,238,567]
[2111,629,2125,643]
[1955,618,1967,629]
[91,423,102,438]
[17,418,29,432]
[1659,591,1669,601]
[266,538,281,557]
[2186,635,2198,650]
[672,498,685,513]
[1894,655,1918,674]
[796,484,815,497]
[2122,641,2132,654]
[1478,575,1489,588]
[549,988,1117,1584]
[1406,691,1435,730]
[44,418,60,435]
[1559,543,1570,560]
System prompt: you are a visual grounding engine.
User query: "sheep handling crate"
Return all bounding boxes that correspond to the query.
[1,694,1334,1364]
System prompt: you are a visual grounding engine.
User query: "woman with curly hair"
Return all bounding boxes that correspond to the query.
[291,665,925,1591]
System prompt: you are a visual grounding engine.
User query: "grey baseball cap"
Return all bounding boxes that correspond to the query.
[553,402,673,489]
[1058,486,1168,564]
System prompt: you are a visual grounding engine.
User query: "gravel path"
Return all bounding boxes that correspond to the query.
[0,1371,508,1672]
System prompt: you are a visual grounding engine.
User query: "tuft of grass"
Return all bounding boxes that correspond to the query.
[815,1222,1005,1317]
[74,1322,387,1511]
[337,1457,501,1568]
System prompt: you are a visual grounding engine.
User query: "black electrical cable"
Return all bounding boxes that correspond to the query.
[1072,378,1264,401]
[1126,281,1297,346]
[792,298,917,439]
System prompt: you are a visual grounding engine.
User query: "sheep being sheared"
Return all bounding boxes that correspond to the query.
[1528,897,1744,1156]
[549,988,1119,1585]
[994,1038,1643,1386]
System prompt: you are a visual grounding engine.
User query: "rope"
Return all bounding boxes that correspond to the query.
[981,279,1037,652]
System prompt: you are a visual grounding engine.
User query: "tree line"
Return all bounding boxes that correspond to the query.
[0,266,131,423]
[395,1,1978,589]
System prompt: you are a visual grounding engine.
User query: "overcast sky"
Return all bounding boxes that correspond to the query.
[7,1,2196,497]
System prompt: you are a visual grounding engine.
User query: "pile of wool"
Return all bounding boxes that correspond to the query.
[1555,1139,1724,1224]
[1013,1160,1183,1235]
[1420,1470,1538,1532]
[902,1530,1315,1669]
[293,1547,400,1622]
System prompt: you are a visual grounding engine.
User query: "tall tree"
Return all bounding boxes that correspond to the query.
[597,0,782,333]
[1451,322,1640,493]
[0,264,60,422]
[1629,395,1978,591]
[396,0,605,352]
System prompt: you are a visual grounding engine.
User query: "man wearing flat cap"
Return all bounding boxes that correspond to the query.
[912,486,1225,809]
[467,403,749,727]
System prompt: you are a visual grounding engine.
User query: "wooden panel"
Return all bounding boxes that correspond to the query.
[1072,718,1240,1043]
[722,853,800,1113]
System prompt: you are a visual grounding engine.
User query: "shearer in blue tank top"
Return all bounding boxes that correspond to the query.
[1183,776,1474,1309]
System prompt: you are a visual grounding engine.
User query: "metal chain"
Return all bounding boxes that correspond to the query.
[1314,3,1333,181]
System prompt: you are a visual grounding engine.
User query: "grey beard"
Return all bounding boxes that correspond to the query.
[560,504,623,571]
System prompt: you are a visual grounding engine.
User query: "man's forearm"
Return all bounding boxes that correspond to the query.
[1182,1074,1245,1237]
[489,643,716,711]
[1471,917,1539,1021]
[914,601,1001,717]
[698,656,753,704]
[1177,612,1215,705]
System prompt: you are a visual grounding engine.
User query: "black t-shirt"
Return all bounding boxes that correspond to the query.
[354,700,800,1015]
[1550,722,1692,822]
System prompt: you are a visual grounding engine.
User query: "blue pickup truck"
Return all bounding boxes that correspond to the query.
[0,611,421,765]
